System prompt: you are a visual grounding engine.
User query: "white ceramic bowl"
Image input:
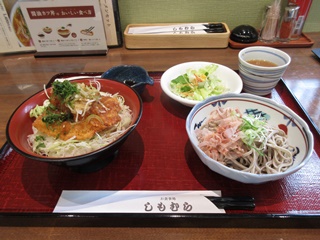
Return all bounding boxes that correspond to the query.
[238,61,285,78]
[160,61,243,107]
[238,47,291,95]
[239,69,280,96]
[186,93,314,184]
[238,46,291,75]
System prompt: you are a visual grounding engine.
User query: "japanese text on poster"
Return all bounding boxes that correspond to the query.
[19,0,107,53]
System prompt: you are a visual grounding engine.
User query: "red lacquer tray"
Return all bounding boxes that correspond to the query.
[0,72,319,228]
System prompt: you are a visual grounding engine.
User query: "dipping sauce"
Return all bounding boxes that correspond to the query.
[247,59,278,67]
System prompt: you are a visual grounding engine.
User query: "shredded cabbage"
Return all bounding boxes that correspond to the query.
[27,80,133,158]
[170,64,228,101]
[29,100,50,118]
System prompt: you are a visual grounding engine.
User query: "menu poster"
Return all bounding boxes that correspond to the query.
[99,0,122,47]
[0,0,36,54]
[19,0,108,57]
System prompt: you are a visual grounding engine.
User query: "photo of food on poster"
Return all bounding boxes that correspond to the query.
[0,0,36,53]
[19,0,107,54]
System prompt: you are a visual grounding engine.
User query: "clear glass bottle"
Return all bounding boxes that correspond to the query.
[259,0,281,43]
[278,5,300,42]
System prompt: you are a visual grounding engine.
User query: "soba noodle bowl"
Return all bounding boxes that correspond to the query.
[195,107,297,174]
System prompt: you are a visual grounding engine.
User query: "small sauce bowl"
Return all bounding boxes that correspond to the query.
[101,65,154,95]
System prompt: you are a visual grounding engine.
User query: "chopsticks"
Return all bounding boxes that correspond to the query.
[206,196,255,210]
[127,23,226,34]
[85,26,95,33]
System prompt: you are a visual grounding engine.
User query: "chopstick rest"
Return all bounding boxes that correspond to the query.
[206,196,255,210]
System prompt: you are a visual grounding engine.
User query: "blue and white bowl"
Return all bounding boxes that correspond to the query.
[238,68,280,95]
[238,46,291,95]
[186,93,313,184]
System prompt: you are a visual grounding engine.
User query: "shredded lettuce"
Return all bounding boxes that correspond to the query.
[169,64,228,101]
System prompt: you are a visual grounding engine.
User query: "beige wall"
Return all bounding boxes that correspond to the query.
[118,0,319,33]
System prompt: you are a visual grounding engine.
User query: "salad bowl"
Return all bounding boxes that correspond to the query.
[186,93,314,184]
[160,61,242,107]
[6,78,143,172]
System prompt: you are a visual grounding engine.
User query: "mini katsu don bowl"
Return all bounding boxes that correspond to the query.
[6,78,143,172]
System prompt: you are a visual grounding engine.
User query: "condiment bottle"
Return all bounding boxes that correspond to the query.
[288,0,313,40]
[259,0,281,43]
[278,5,300,42]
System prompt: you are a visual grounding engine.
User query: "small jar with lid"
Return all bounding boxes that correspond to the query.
[277,5,300,43]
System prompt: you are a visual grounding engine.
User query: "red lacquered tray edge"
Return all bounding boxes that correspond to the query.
[0,72,319,228]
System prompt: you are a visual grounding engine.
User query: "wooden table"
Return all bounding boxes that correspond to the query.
[0,32,319,239]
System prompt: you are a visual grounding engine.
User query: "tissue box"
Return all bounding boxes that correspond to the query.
[124,23,230,49]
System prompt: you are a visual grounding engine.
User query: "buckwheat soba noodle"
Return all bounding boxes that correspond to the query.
[195,107,297,174]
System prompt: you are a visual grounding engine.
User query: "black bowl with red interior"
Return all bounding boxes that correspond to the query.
[6,78,143,172]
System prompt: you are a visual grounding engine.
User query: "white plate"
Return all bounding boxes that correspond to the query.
[160,61,243,107]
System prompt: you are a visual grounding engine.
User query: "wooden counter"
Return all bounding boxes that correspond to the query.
[0,32,319,239]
